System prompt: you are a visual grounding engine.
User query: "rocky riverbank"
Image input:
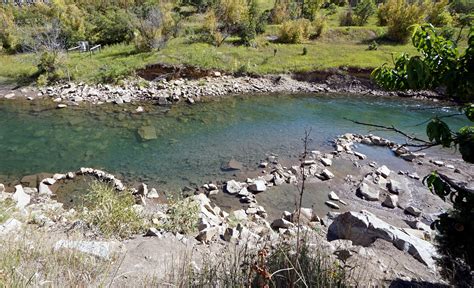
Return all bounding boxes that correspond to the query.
[0,71,444,107]
[1,132,471,286]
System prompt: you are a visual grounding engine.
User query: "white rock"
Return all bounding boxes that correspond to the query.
[356,182,379,201]
[325,201,340,209]
[377,165,391,178]
[0,218,22,236]
[321,158,332,167]
[147,188,159,199]
[248,180,266,192]
[0,183,4,193]
[320,169,334,180]
[328,191,339,201]
[39,182,53,196]
[12,185,30,209]
[196,226,218,242]
[57,104,67,108]
[42,178,56,185]
[135,106,144,113]
[226,180,242,194]
[329,210,437,268]
[54,240,120,259]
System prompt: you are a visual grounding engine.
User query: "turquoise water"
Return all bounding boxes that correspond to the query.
[0,93,468,190]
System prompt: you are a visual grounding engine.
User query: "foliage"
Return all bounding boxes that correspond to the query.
[81,181,146,239]
[89,8,135,46]
[133,5,178,51]
[450,0,474,14]
[339,9,355,26]
[0,199,14,224]
[161,197,199,234]
[302,0,325,21]
[270,0,298,24]
[278,19,312,43]
[372,24,473,102]
[0,232,111,286]
[368,40,378,50]
[353,0,376,26]
[426,0,453,27]
[312,14,327,38]
[383,0,425,42]
[373,23,473,286]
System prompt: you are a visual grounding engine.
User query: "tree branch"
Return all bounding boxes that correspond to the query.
[344,118,432,144]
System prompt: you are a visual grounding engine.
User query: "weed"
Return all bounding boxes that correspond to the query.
[161,196,199,235]
[0,199,15,224]
[80,181,146,239]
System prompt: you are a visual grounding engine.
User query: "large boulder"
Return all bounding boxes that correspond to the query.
[328,210,437,268]
[387,179,408,195]
[137,126,157,141]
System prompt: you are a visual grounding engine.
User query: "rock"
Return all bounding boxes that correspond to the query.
[147,188,159,199]
[406,220,431,232]
[54,240,121,259]
[137,183,148,197]
[53,173,66,180]
[328,191,339,201]
[196,226,218,242]
[325,201,340,209]
[408,172,420,180]
[353,152,366,160]
[382,195,398,209]
[4,93,15,99]
[137,126,157,141]
[248,180,267,193]
[303,160,317,165]
[67,172,75,179]
[0,183,4,193]
[225,180,242,194]
[231,209,248,222]
[223,159,243,171]
[273,174,285,186]
[320,169,334,180]
[39,182,53,196]
[42,177,56,185]
[57,104,67,108]
[20,174,38,188]
[387,179,407,195]
[405,206,421,217]
[135,106,144,113]
[12,185,30,209]
[328,210,437,268]
[321,158,332,167]
[145,228,161,237]
[356,182,379,201]
[259,162,268,168]
[271,218,294,229]
[377,165,391,178]
[223,227,239,242]
[433,160,444,166]
[238,187,250,197]
[0,218,22,236]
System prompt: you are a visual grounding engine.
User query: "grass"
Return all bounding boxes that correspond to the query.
[0,231,113,286]
[160,196,199,235]
[80,181,146,239]
[164,239,353,287]
[0,199,15,224]
[0,6,468,84]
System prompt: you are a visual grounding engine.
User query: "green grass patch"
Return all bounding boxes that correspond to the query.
[160,196,199,235]
[80,181,146,239]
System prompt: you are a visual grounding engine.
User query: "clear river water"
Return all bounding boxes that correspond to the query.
[0,93,468,192]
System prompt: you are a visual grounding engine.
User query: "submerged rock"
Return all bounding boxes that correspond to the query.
[137,126,157,141]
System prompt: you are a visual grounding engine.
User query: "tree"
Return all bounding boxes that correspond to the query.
[372,23,474,287]
[353,0,376,26]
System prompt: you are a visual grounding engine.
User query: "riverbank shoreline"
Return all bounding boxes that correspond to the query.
[0,66,449,107]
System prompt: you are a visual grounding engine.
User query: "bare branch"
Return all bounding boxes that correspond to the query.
[344,118,431,144]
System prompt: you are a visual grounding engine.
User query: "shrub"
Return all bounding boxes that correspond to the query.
[134,5,177,51]
[81,181,146,239]
[326,3,339,15]
[426,0,453,27]
[339,9,355,26]
[382,0,425,43]
[90,8,135,46]
[450,0,474,14]
[201,10,224,46]
[353,0,376,26]
[161,197,199,234]
[302,0,325,21]
[312,14,327,38]
[278,19,312,43]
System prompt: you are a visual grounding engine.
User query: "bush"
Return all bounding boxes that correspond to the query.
[312,14,327,38]
[353,0,376,26]
[426,0,453,27]
[326,3,339,15]
[339,9,355,26]
[133,5,177,51]
[278,19,312,43]
[302,0,325,21]
[90,8,135,46]
[450,0,474,14]
[382,0,425,43]
[81,181,146,239]
[161,197,199,234]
